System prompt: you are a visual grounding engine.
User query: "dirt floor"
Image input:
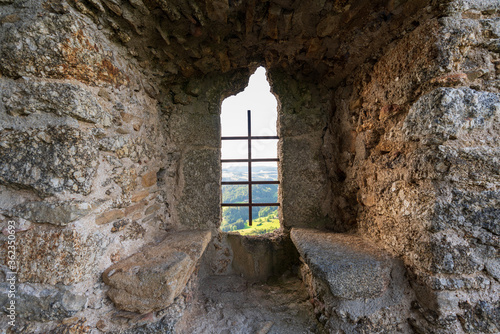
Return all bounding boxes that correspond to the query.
[176,274,324,334]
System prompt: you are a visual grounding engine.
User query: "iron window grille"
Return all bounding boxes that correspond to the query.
[221,110,280,226]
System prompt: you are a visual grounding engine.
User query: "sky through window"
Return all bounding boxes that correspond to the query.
[221,67,278,164]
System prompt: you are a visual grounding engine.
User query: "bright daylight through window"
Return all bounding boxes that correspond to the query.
[220,67,280,235]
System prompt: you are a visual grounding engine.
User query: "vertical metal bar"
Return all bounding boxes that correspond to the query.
[247,110,252,226]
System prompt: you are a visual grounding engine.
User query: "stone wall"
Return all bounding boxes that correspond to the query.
[324,0,500,332]
[0,1,174,332]
[269,69,332,229]
[161,71,249,231]
[0,0,498,333]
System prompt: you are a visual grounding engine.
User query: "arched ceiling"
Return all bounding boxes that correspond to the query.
[70,0,431,86]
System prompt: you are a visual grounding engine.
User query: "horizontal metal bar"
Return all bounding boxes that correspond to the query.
[221,136,279,140]
[221,158,279,163]
[221,203,280,207]
[222,181,279,185]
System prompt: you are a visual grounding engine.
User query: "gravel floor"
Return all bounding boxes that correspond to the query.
[176,274,324,334]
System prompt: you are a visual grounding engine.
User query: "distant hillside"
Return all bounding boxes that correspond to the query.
[221,165,279,234]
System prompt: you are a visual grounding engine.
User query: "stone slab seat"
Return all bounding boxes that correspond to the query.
[102,229,211,314]
[290,228,392,300]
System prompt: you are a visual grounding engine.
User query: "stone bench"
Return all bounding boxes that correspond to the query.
[290,228,392,300]
[103,229,211,314]
[290,228,414,332]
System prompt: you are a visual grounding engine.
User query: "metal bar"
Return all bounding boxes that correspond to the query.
[222,203,280,207]
[221,158,279,163]
[220,109,281,229]
[221,136,279,140]
[222,181,279,185]
[247,110,252,226]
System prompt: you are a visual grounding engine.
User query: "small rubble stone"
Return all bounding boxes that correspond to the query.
[119,221,146,241]
[144,203,160,216]
[96,209,124,225]
[141,170,158,187]
[111,218,130,232]
[131,189,149,202]
[124,202,146,215]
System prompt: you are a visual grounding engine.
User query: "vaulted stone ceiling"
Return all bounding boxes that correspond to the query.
[67,0,431,86]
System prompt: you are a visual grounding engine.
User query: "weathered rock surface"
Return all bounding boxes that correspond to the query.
[0,7,129,86]
[294,230,415,333]
[0,126,98,196]
[0,79,112,126]
[270,69,331,229]
[0,283,87,322]
[176,274,321,334]
[291,228,391,300]
[8,200,94,225]
[459,300,500,333]
[103,230,211,313]
[176,149,219,229]
[403,87,500,144]
[0,226,107,285]
[226,233,298,282]
[55,0,435,90]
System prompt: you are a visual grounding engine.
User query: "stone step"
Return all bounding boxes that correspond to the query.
[290,228,392,300]
[102,229,211,314]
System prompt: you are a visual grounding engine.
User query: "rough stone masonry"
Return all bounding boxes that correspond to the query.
[0,0,498,333]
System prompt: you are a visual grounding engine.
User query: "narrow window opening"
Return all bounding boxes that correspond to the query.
[220,67,280,235]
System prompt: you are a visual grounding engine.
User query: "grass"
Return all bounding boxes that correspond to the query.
[234,218,280,236]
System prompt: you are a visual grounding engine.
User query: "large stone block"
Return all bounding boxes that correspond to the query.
[0,126,99,196]
[168,111,220,147]
[280,137,330,228]
[291,228,392,299]
[176,149,220,229]
[403,87,500,144]
[0,227,107,285]
[226,233,299,282]
[0,80,112,126]
[0,283,87,322]
[102,230,211,314]
[8,200,94,226]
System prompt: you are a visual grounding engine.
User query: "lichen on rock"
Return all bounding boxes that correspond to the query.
[0,8,129,86]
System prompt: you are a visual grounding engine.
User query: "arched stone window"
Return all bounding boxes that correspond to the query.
[220,67,280,235]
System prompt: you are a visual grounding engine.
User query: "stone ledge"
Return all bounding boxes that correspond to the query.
[103,229,211,314]
[290,228,392,300]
